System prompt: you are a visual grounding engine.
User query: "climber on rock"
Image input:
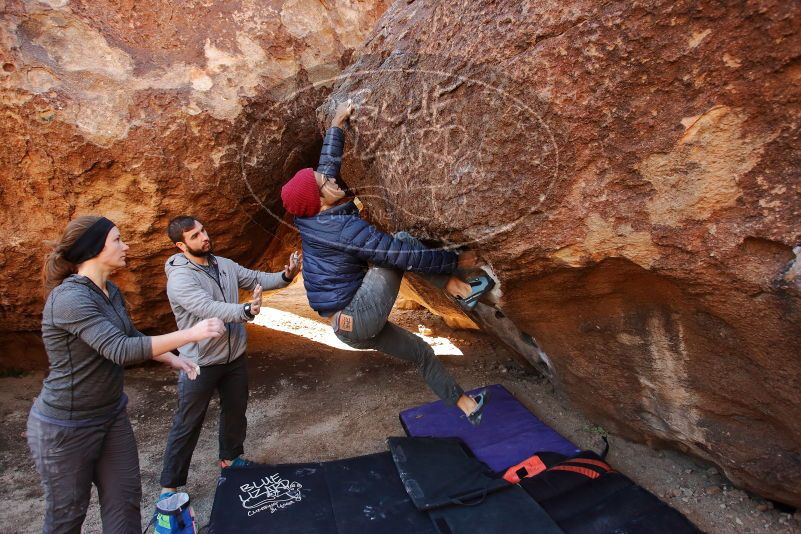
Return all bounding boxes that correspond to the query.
[280,99,494,425]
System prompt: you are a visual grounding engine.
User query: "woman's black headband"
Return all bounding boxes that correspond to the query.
[62,217,116,264]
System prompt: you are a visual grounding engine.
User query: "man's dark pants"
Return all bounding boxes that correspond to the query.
[159,355,248,488]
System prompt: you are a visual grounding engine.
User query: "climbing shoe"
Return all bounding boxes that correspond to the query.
[467,389,490,427]
[456,272,495,311]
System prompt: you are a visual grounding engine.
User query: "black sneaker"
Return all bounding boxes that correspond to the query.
[467,389,490,426]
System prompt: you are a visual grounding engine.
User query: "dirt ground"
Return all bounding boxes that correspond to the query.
[1,283,799,533]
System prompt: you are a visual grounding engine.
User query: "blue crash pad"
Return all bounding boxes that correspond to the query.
[399,384,580,473]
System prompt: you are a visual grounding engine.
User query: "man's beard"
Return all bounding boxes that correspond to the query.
[185,242,213,257]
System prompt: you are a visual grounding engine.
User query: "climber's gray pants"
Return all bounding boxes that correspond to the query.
[333,233,463,405]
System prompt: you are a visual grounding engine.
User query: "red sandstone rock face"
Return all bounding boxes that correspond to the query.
[0,0,389,367]
[326,0,801,506]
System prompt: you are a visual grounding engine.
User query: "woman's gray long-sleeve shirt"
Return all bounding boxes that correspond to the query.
[33,275,151,421]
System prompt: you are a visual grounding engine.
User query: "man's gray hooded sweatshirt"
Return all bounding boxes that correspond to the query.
[165,253,288,367]
[34,275,151,422]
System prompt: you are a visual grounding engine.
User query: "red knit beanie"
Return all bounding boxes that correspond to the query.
[281,168,321,217]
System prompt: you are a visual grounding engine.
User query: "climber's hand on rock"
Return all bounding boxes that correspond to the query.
[332,99,355,128]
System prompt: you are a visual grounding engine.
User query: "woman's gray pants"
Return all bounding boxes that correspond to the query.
[333,233,464,405]
[27,408,142,534]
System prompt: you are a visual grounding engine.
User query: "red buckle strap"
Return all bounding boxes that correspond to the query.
[503,455,547,484]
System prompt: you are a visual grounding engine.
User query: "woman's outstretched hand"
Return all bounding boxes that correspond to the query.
[190,318,225,341]
[171,357,201,380]
[152,353,201,380]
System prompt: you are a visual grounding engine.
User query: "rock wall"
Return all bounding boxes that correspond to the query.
[0,0,389,367]
[325,0,801,506]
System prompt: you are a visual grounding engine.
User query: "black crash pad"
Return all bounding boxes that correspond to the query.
[388,436,510,511]
[520,452,702,534]
[208,452,435,534]
[429,485,563,534]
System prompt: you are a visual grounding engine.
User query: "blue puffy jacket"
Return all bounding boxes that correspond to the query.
[295,127,458,315]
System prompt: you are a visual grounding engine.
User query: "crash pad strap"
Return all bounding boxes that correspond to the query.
[502,452,610,484]
[567,458,612,470]
[549,465,602,479]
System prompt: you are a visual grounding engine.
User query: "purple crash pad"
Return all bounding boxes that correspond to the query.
[399,384,580,473]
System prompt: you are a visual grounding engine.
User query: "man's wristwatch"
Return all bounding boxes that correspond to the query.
[243,303,255,320]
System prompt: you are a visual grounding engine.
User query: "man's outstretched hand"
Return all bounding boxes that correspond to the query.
[250,284,263,316]
[284,250,302,281]
[332,99,355,128]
